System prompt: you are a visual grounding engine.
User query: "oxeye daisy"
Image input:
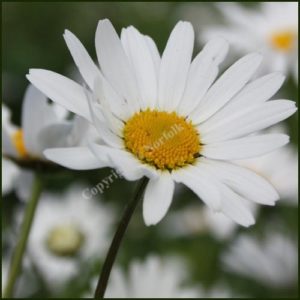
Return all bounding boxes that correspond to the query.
[2,85,95,199]
[86,255,234,298]
[22,183,114,291]
[27,19,297,227]
[202,2,298,80]
[222,231,298,289]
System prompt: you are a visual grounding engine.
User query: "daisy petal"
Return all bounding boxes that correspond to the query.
[143,174,174,225]
[44,147,107,170]
[121,26,158,109]
[63,30,101,90]
[178,37,229,116]
[95,19,140,112]
[191,53,263,124]
[144,35,161,76]
[202,134,289,160]
[27,69,91,121]
[172,165,221,211]
[220,185,255,227]
[22,85,58,156]
[89,143,158,181]
[200,100,296,143]
[158,21,194,111]
[2,128,17,157]
[201,72,286,131]
[201,158,279,205]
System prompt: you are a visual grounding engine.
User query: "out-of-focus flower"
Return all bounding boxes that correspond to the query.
[163,201,257,241]
[28,19,296,227]
[222,232,298,288]
[235,125,298,205]
[87,255,233,298]
[2,85,95,200]
[24,183,114,290]
[202,2,298,80]
[237,145,298,205]
[2,255,38,297]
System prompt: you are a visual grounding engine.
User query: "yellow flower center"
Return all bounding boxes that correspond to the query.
[123,109,201,170]
[270,30,296,52]
[46,224,84,257]
[12,129,28,158]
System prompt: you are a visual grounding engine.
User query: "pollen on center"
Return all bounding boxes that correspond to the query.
[123,109,201,170]
[12,129,28,158]
[270,30,296,52]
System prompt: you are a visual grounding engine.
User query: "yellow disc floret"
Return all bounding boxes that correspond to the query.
[270,30,296,52]
[46,224,84,257]
[123,109,201,170]
[12,129,28,158]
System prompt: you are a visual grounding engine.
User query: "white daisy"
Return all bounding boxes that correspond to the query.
[25,183,114,290]
[87,255,233,298]
[222,231,298,288]
[2,255,38,297]
[2,85,94,200]
[202,2,298,80]
[27,19,297,227]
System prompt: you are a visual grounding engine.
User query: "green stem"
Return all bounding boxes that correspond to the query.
[94,177,149,299]
[3,174,43,298]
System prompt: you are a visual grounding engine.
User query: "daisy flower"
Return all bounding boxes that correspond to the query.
[2,85,94,200]
[222,231,298,288]
[202,2,298,80]
[27,19,297,227]
[86,255,233,298]
[24,183,114,290]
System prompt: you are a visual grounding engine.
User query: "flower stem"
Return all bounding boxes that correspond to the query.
[94,177,149,299]
[3,174,43,298]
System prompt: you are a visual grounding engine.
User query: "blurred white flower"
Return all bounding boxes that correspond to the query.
[2,85,95,200]
[164,201,257,241]
[202,2,298,80]
[222,232,298,288]
[2,157,19,195]
[237,145,298,205]
[28,19,296,227]
[25,183,114,290]
[2,255,38,297]
[87,255,233,298]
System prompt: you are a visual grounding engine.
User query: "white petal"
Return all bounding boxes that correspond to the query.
[200,100,297,143]
[190,53,263,124]
[200,72,286,131]
[2,127,17,157]
[94,74,130,121]
[158,21,194,111]
[202,134,289,160]
[172,165,221,211]
[200,158,279,205]
[63,29,101,89]
[220,184,255,227]
[27,69,91,121]
[15,170,34,201]
[22,85,58,156]
[2,158,19,195]
[38,122,73,151]
[144,35,161,76]
[95,19,140,112]
[143,174,174,225]
[44,146,107,170]
[89,143,158,181]
[178,37,228,116]
[121,27,158,109]
[87,95,124,149]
